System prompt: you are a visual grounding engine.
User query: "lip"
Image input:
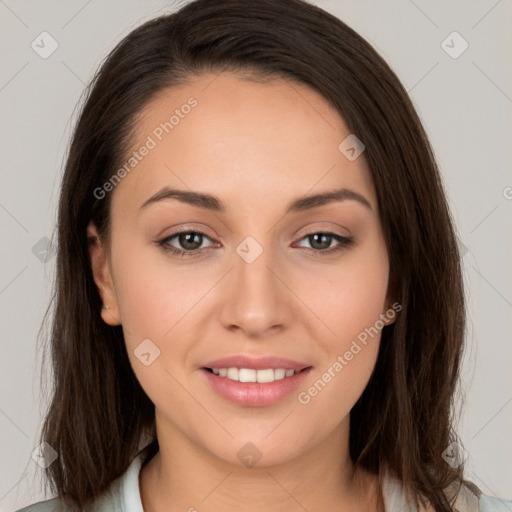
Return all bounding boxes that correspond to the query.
[201,355,311,371]
[201,366,313,407]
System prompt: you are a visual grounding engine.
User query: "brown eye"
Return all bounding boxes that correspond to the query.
[175,232,204,250]
[158,230,215,257]
[295,232,354,254]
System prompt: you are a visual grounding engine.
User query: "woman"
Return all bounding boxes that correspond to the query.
[17,0,511,511]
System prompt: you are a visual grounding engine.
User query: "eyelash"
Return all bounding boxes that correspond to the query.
[157,229,354,258]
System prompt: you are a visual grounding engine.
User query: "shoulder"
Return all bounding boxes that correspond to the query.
[381,466,511,512]
[13,487,124,512]
[14,443,151,512]
[478,494,512,512]
[13,473,125,512]
[14,497,65,512]
[13,479,127,512]
[450,481,512,512]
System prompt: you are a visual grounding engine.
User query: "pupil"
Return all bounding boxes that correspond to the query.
[180,232,201,250]
[311,233,331,250]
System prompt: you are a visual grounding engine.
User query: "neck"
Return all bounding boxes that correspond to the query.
[139,414,383,512]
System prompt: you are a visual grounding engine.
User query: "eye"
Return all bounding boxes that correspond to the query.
[157,229,354,258]
[294,232,354,254]
[158,230,217,257]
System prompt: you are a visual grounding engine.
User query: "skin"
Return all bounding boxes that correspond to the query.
[88,71,396,511]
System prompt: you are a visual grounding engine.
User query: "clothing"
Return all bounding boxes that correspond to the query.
[15,444,512,511]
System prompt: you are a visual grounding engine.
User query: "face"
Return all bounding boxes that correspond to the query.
[88,71,394,467]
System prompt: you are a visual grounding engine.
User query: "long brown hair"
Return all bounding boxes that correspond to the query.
[38,0,473,509]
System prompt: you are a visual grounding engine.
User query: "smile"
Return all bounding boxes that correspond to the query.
[201,366,313,407]
[206,367,303,383]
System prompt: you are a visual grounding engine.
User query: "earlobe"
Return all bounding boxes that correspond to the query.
[87,221,121,326]
[382,298,401,326]
[382,272,400,326]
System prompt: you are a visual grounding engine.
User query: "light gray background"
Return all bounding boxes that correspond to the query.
[1,0,511,510]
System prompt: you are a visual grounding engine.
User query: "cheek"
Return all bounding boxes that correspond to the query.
[302,240,390,345]
[110,236,202,343]
[296,343,380,444]
[293,238,389,412]
[112,223,389,354]
[110,246,201,409]
[111,222,389,394]
[110,235,222,398]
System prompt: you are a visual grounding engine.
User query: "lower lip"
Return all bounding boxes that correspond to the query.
[201,367,313,407]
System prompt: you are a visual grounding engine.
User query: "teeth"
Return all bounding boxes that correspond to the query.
[210,367,301,383]
[275,368,286,380]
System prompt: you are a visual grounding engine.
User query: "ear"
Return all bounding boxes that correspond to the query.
[87,220,121,326]
[382,273,401,326]
[381,299,401,326]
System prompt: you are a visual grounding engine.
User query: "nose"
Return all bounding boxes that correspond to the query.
[218,239,293,338]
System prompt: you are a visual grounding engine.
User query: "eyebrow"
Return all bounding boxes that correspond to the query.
[138,186,372,214]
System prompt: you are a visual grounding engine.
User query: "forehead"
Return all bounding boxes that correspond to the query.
[111,71,375,215]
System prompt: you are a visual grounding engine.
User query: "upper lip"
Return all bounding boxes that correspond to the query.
[202,355,312,371]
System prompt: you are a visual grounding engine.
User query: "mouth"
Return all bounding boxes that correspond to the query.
[200,365,313,407]
[202,366,311,383]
